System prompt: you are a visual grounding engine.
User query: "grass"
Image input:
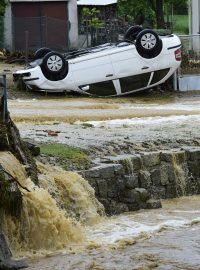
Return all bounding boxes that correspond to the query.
[172,15,189,35]
[40,144,91,169]
[164,14,189,35]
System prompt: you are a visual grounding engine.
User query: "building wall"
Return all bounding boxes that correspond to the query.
[68,0,78,49]
[190,0,200,52]
[3,0,78,52]
[191,0,200,34]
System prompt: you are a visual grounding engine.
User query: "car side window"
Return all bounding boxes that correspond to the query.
[120,73,151,93]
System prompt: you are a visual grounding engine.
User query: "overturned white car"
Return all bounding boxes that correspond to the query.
[13,28,181,96]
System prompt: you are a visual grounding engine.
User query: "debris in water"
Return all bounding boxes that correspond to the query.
[46,130,60,137]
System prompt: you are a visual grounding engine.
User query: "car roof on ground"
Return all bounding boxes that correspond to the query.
[65,42,131,60]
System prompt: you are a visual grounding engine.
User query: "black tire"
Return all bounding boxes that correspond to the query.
[124,25,143,41]
[41,52,68,81]
[34,47,52,60]
[135,29,163,59]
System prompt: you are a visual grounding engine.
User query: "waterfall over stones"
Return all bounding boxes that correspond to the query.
[80,149,200,215]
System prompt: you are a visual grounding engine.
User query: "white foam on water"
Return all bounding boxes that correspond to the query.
[171,210,200,214]
[85,115,200,128]
[86,215,200,245]
[15,99,37,103]
[119,102,200,111]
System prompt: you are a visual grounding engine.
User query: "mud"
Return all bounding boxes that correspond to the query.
[7,95,200,157]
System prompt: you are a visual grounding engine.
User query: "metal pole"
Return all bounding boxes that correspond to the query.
[171,4,174,33]
[173,71,179,91]
[2,74,8,123]
[25,31,29,67]
[86,19,89,47]
[188,0,191,35]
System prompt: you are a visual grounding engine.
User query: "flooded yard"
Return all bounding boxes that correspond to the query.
[7,95,200,152]
[2,91,200,270]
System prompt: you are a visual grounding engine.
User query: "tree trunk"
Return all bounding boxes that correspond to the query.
[0,83,37,269]
[0,113,38,184]
[155,0,165,28]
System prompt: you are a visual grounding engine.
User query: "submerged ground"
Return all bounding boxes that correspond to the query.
[1,62,200,269]
[9,94,200,155]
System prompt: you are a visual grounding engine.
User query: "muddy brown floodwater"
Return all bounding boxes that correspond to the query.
[26,196,200,270]
[8,95,200,152]
[6,94,200,269]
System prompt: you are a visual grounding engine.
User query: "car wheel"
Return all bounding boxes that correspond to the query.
[124,25,143,41]
[135,29,163,59]
[41,52,68,81]
[34,47,52,60]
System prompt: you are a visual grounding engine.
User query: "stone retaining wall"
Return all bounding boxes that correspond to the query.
[80,147,200,215]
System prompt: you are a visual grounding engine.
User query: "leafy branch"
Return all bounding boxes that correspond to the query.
[82,7,105,29]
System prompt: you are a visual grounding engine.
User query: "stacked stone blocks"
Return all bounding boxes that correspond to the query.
[80,147,200,214]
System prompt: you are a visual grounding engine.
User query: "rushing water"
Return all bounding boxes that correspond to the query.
[0,152,200,269]
[25,197,200,270]
[24,196,200,270]
[0,152,103,255]
[1,96,200,269]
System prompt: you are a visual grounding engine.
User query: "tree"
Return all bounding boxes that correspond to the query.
[117,0,154,24]
[82,7,105,46]
[0,0,6,16]
[0,77,35,268]
[155,0,165,28]
[117,0,187,28]
[166,0,188,11]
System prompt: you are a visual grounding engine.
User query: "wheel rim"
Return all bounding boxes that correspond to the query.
[141,33,156,50]
[47,55,63,72]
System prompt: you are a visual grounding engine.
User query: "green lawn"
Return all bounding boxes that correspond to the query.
[172,15,189,35]
[40,144,90,169]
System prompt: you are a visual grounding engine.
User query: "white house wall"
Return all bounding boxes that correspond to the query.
[68,0,78,49]
[191,0,200,52]
[191,0,200,34]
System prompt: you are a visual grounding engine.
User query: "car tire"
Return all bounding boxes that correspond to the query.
[135,29,163,59]
[34,47,52,60]
[41,52,68,81]
[124,25,143,41]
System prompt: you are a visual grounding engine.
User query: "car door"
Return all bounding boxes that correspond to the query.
[71,54,116,96]
[110,45,156,94]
